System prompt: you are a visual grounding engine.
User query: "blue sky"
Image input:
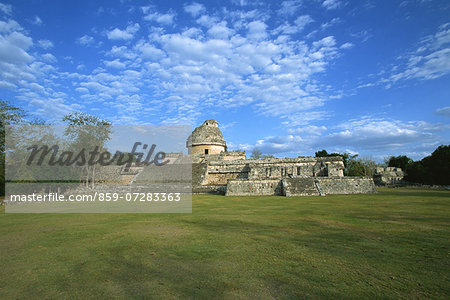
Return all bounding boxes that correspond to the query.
[1,0,449,161]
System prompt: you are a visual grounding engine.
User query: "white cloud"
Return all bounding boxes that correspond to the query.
[247,20,267,40]
[0,31,33,64]
[321,117,447,151]
[207,21,233,39]
[322,0,342,10]
[0,3,12,15]
[287,125,327,135]
[107,23,140,40]
[143,11,176,25]
[386,24,450,83]
[41,53,57,63]
[241,116,448,158]
[184,2,205,17]
[77,35,94,45]
[340,42,353,49]
[435,106,450,117]
[277,0,302,16]
[104,59,126,69]
[38,39,53,49]
[135,41,165,60]
[32,16,42,25]
[321,18,341,30]
[0,19,21,32]
[295,15,314,31]
[196,15,218,27]
[0,4,349,127]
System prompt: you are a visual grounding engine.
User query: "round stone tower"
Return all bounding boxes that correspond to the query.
[186,119,227,155]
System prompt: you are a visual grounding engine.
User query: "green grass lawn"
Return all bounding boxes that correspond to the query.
[1,188,449,299]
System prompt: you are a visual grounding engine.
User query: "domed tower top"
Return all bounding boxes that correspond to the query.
[186,119,227,155]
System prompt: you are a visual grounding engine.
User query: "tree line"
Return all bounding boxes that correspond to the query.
[1,100,111,197]
[251,146,449,185]
[386,147,450,185]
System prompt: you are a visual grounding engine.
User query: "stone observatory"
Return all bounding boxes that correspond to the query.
[186,119,227,155]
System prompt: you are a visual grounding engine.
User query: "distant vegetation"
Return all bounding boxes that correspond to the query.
[250,148,275,159]
[316,147,450,185]
[387,146,450,185]
[315,150,378,177]
[0,100,111,197]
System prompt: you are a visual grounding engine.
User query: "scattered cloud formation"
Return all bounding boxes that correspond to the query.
[0,2,12,15]
[183,2,205,17]
[77,35,94,45]
[1,1,449,160]
[322,0,342,10]
[277,0,302,16]
[142,7,176,25]
[435,106,450,117]
[239,117,448,159]
[106,23,140,40]
[386,23,450,84]
[38,39,53,49]
[31,16,42,25]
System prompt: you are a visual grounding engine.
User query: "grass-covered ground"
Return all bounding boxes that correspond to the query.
[0,188,449,299]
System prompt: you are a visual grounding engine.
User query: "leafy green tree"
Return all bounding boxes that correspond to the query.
[404,161,426,184]
[0,101,26,197]
[346,155,378,177]
[405,145,450,185]
[387,155,413,171]
[427,145,450,185]
[62,112,111,188]
[315,149,329,157]
[251,148,262,159]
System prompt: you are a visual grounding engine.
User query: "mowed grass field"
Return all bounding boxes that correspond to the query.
[0,188,449,299]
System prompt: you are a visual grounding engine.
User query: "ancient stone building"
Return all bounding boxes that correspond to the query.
[89,120,377,197]
[373,167,404,186]
[189,120,376,196]
[186,120,227,155]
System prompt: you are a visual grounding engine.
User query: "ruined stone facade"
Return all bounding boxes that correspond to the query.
[373,167,404,186]
[190,120,376,196]
[89,120,377,196]
[187,120,227,155]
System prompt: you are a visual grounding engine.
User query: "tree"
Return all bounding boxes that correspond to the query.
[251,148,262,159]
[315,149,350,169]
[427,145,450,185]
[1,100,26,153]
[0,101,26,197]
[346,155,378,177]
[315,149,329,157]
[405,145,450,185]
[62,112,111,188]
[387,155,413,171]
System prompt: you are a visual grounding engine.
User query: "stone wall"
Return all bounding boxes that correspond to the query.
[225,179,283,196]
[374,167,404,186]
[282,177,376,196]
[281,178,320,196]
[191,144,226,155]
[204,162,249,185]
[316,177,376,195]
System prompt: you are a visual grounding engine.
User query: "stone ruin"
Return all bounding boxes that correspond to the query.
[187,120,376,196]
[373,167,404,186]
[86,119,378,196]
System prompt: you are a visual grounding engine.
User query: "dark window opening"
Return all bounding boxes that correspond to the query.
[205,149,209,154]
